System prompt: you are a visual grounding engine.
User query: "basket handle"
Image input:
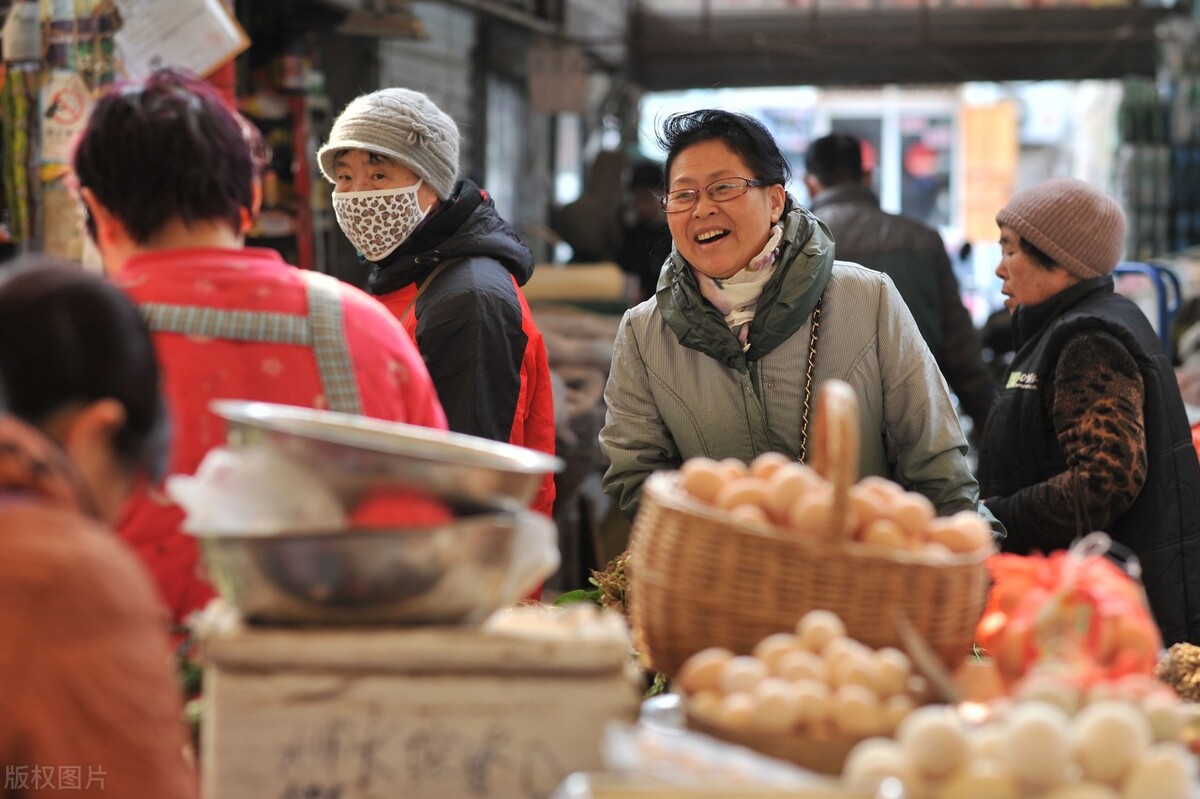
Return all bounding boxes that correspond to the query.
[809,379,860,540]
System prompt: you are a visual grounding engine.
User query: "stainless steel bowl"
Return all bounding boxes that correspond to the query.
[192,512,548,625]
[210,400,562,513]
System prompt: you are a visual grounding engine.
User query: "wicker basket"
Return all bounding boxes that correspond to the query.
[627,382,990,679]
[684,711,858,776]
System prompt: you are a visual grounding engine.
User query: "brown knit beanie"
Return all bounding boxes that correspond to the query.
[995,177,1126,280]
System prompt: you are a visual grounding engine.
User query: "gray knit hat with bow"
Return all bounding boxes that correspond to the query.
[318,88,460,199]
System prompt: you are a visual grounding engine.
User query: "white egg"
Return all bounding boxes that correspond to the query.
[969,720,1010,762]
[873,647,912,697]
[896,705,969,779]
[676,647,734,695]
[881,693,916,734]
[891,492,936,539]
[1001,701,1072,792]
[679,458,727,504]
[714,476,770,513]
[749,678,803,733]
[774,648,828,683]
[1141,691,1185,743]
[1072,700,1153,785]
[752,632,802,673]
[842,738,922,795]
[935,758,1021,799]
[1014,672,1083,716]
[791,678,832,728]
[719,655,770,695]
[686,689,722,721]
[918,542,957,564]
[749,451,792,480]
[1119,743,1196,799]
[788,490,834,538]
[823,635,872,670]
[765,464,820,522]
[727,503,771,526]
[796,609,847,651]
[848,485,888,532]
[906,674,932,703]
[719,457,748,480]
[861,518,909,550]
[1040,784,1121,799]
[831,683,883,737]
[711,691,758,732]
[830,650,880,693]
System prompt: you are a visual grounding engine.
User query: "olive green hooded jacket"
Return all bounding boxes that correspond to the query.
[599,200,981,520]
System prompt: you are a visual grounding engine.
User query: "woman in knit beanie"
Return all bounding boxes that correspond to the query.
[317,88,558,525]
[977,176,1200,646]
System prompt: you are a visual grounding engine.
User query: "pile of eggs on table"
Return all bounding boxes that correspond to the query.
[842,671,1196,799]
[679,453,993,556]
[677,610,930,740]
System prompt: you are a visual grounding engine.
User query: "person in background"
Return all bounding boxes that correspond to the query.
[616,160,671,305]
[73,68,447,628]
[317,88,556,518]
[804,133,995,438]
[978,177,1200,645]
[600,110,985,522]
[0,262,197,799]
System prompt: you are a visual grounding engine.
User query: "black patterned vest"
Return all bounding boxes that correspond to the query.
[979,276,1200,645]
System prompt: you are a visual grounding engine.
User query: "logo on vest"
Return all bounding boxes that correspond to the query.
[1006,371,1039,390]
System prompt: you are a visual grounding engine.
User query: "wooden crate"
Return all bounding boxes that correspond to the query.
[198,618,642,799]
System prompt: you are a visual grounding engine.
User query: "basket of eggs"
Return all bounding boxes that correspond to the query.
[627,379,993,679]
[677,609,933,776]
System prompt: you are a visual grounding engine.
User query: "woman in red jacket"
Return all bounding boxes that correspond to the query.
[72,69,448,625]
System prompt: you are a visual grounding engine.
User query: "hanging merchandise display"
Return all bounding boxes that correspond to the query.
[0,67,38,249]
[1,1,42,251]
[0,0,127,256]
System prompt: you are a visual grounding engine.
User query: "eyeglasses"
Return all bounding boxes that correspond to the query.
[659,177,769,214]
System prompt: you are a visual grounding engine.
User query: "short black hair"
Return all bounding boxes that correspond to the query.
[1018,237,1058,271]
[804,133,864,187]
[73,67,266,244]
[657,110,791,188]
[0,259,169,479]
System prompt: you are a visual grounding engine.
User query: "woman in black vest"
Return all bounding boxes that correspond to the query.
[978,177,1200,646]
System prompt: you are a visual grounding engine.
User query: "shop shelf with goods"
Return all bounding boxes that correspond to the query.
[1117,17,1200,263]
[240,87,333,272]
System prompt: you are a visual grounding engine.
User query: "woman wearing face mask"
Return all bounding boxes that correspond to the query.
[319,88,556,519]
[0,261,197,798]
[600,110,989,526]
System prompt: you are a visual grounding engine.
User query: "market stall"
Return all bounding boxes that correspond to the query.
[542,380,1200,799]
[175,400,642,799]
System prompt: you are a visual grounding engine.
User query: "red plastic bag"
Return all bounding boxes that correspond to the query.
[975,533,1161,687]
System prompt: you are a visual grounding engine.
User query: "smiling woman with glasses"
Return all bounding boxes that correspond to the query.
[599,109,998,539]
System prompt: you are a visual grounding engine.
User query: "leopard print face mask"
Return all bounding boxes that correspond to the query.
[332,180,430,262]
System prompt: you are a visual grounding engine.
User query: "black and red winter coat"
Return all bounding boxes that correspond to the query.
[366,179,557,517]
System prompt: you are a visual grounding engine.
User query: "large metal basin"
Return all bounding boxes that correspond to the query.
[192,511,551,625]
[210,400,562,513]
